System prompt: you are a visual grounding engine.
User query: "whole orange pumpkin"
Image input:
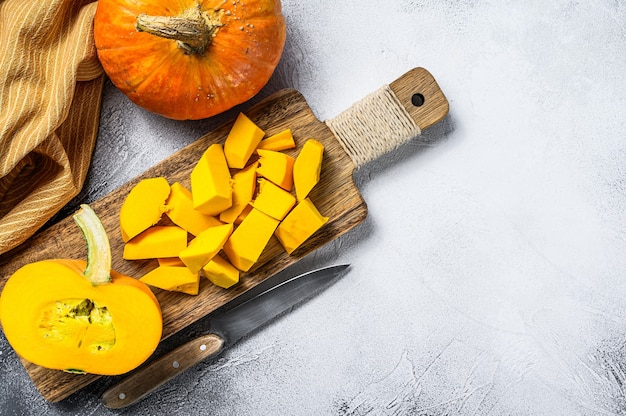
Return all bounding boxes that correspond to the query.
[93,0,286,120]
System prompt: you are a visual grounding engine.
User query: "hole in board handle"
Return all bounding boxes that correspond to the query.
[412,93,425,107]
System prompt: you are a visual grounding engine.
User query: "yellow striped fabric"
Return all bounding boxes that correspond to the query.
[0,0,104,255]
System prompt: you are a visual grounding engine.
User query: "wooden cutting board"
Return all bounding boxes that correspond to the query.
[0,67,448,402]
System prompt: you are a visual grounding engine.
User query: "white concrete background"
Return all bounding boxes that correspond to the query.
[2,0,626,415]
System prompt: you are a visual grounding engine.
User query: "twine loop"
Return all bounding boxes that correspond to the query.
[325,85,421,169]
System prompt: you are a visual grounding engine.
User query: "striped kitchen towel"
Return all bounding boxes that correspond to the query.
[0,0,104,255]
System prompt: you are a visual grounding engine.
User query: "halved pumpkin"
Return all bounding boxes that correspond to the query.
[0,205,162,375]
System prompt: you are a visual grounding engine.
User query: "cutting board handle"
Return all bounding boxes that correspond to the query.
[325,67,449,169]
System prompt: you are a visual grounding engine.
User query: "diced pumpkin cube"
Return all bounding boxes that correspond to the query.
[293,139,324,201]
[219,162,258,224]
[179,223,233,273]
[256,149,295,191]
[119,177,170,242]
[257,129,296,151]
[123,226,187,260]
[202,255,239,289]
[158,257,186,267]
[275,198,328,254]
[223,208,280,272]
[139,266,200,295]
[251,178,296,221]
[224,113,265,169]
[191,144,232,216]
[165,182,223,236]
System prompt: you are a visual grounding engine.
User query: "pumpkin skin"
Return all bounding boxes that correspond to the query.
[93,0,287,120]
[0,259,162,375]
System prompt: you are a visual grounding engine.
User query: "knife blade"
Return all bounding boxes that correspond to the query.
[101,264,350,409]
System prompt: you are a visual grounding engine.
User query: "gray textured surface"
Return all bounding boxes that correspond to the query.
[3,0,626,414]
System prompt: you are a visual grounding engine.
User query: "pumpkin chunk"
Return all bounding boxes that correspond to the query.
[165,182,223,236]
[179,223,233,273]
[191,143,232,216]
[256,149,295,191]
[219,161,258,224]
[224,113,265,169]
[293,139,324,201]
[202,255,239,289]
[275,198,329,254]
[158,257,186,267]
[251,178,296,221]
[140,266,200,295]
[257,128,296,151]
[119,177,170,242]
[123,226,187,260]
[223,208,280,272]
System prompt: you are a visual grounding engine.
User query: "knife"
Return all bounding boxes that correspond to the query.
[101,264,350,409]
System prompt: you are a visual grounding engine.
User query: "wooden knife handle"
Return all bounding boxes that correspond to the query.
[101,333,225,409]
[325,67,449,169]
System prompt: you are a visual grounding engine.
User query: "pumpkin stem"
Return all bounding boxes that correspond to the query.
[73,204,112,285]
[136,6,224,55]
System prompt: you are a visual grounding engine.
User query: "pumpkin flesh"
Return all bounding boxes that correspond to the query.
[0,260,162,375]
[0,205,163,376]
[94,0,287,120]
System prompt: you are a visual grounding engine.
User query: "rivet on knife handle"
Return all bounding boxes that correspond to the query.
[325,67,449,169]
[101,333,225,409]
